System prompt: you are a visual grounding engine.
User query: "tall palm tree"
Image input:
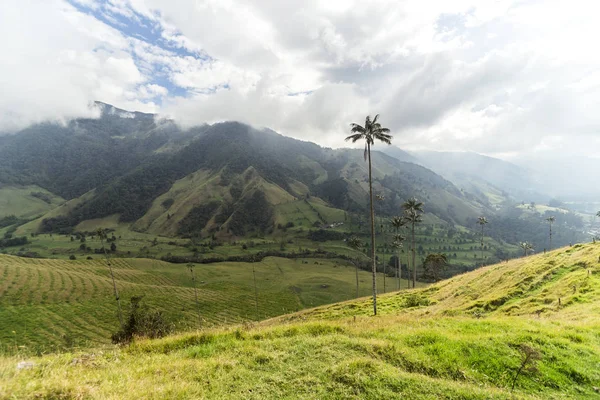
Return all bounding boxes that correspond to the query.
[402,198,424,288]
[546,216,556,250]
[520,242,534,257]
[477,216,488,265]
[392,234,406,290]
[347,236,363,298]
[391,216,406,290]
[346,115,392,315]
[97,228,123,328]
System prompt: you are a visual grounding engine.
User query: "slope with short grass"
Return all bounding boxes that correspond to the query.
[0,185,64,219]
[2,244,599,399]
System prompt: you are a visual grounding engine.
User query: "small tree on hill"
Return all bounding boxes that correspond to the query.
[423,253,448,282]
[520,242,534,257]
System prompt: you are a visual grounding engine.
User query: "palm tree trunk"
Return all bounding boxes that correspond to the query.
[396,248,400,290]
[549,224,552,250]
[367,143,377,315]
[406,250,410,289]
[355,259,359,298]
[189,264,201,327]
[252,264,259,320]
[412,223,416,288]
[382,230,386,294]
[101,237,123,328]
[481,225,484,266]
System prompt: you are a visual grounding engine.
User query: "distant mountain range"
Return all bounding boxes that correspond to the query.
[0,102,492,237]
[390,149,549,206]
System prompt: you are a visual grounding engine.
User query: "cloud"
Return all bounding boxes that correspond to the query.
[1,0,600,169]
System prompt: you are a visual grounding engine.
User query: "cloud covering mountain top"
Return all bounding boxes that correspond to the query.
[1,0,599,164]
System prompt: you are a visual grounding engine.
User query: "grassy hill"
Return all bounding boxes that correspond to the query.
[0,185,64,219]
[1,243,599,399]
[0,254,414,353]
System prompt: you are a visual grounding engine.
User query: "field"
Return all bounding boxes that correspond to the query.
[0,254,419,354]
[1,243,599,399]
[3,215,519,271]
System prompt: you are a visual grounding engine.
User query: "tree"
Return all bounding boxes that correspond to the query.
[392,234,406,290]
[347,236,363,298]
[402,198,424,288]
[423,253,448,282]
[520,242,534,257]
[98,228,123,328]
[375,195,386,293]
[477,216,488,266]
[546,216,556,250]
[391,216,406,290]
[346,114,392,315]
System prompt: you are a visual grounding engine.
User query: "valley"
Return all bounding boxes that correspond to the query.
[1,243,599,399]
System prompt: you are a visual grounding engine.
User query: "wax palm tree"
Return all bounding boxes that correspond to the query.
[520,242,534,257]
[346,115,392,315]
[546,216,556,250]
[477,216,488,265]
[97,228,123,328]
[392,234,406,290]
[347,236,363,298]
[402,198,424,288]
[391,216,406,290]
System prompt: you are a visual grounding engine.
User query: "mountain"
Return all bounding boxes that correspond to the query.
[0,105,490,237]
[2,243,599,399]
[383,148,548,206]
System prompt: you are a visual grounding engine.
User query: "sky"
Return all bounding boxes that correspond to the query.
[1,0,599,163]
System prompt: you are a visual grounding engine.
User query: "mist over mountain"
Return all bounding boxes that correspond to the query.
[0,104,492,237]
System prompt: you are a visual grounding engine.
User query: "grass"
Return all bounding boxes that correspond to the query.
[0,185,64,219]
[1,244,599,399]
[0,254,415,354]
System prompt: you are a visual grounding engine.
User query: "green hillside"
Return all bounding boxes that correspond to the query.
[1,243,599,399]
[0,185,64,219]
[0,254,414,353]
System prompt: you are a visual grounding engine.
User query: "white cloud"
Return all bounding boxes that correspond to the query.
[1,0,600,169]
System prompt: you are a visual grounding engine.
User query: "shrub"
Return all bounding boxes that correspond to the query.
[112,296,172,344]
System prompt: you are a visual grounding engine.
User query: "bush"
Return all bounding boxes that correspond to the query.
[112,296,172,344]
[69,255,76,260]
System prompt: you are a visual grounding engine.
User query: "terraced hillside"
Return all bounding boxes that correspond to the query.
[0,254,410,353]
[1,244,598,399]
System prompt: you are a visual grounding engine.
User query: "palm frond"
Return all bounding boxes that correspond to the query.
[345,133,365,143]
[350,123,366,134]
